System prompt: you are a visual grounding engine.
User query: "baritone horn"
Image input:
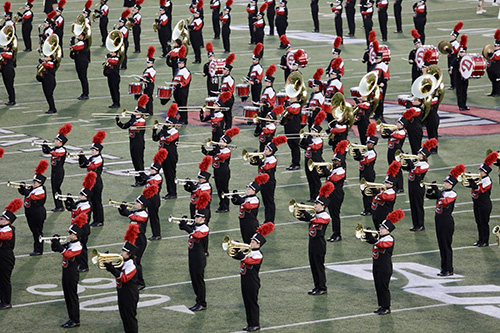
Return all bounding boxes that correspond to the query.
[222,235,252,257]
[360,178,386,196]
[307,159,333,173]
[221,191,246,199]
[55,193,79,201]
[242,149,265,162]
[39,235,69,244]
[108,199,134,209]
[492,225,500,248]
[394,149,419,167]
[376,119,398,137]
[457,172,482,187]
[347,142,368,156]
[330,92,355,130]
[91,248,124,269]
[288,198,315,219]
[355,224,380,241]
[168,215,195,225]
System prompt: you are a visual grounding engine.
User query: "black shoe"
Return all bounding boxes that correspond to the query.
[327,236,342,242]
[393,30,403,33]
[213,36,220,39]
[78,268,89,273]
[133,50,141,53]
[344,33,353,37]
[310,289,327,296]
[77,95,89,100]
[223,50,230,53]
[377,308,391,315]
[29,251,42,256]
[23,48,32,52]
[148,236,162,241]
[109,104,120,108]
[307,289,317,295]
[131,182,141,187]
[447,86,455,90]
[0,303,12,310]
[120,67,127,70]
[159,54,166,58]
[395,188,404,193]
[374,307,384,314]
[437,271,453,277]
[61,320,80,328]
[90,221,103,227]
[162,194,177,200]
[246,327,260,332]
[5,101,15,106]
[189,304,207,311]
[487,93,499,97]
[100,44,105,47]
[51,207,65,212]
[192,61,201,64]
[45,110,57,114]
[137,284,146,291]
[409,226,425,232]
[312,30,319,33]
[382,38,387,42]
[464,106,470,110]
[215,208,229,213]
[286,164,300,171]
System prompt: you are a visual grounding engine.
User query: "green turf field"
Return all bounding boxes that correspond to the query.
[1,0,500,332]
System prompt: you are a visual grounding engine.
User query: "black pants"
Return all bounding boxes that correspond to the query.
[22,24,32,50]
[212,11,220,38]
[309,236,327,291]
[374,84,387,118]
[487,66,500,95]
[356,114,369,145]
[133,25,141,52]
[424,106,439,140]
[435,216,454,273]
[2,66,15,103]
[76,62,89,96]
[117,285,139,333]
[241,269,260,328]
[363,16,373,47]
[108,73,120,105]
[50,169,64,209]
[328,190,344,237]
[362,192,374,214]
[189,248,207,307]
[91,177,104,224]
[267,11,275,35]
[78,224,90,270]
[276,20,287,46]
[62,266,79,323]
[287,137,300,166]
[456,78,468,108]
[311,3,319,31]
[214,169,230,211]
[373,262,392,309]
[251,83,261,104]
[42,76,56,112]
[474,201,492,244]
[162,152,177,196]
[222,27,230,52]
[0,259,14,305]
[159,29,170,57]
[394,1,402,32]
[261,180,276,223]
[346,6,355,35]
[100,17,108,45]
[149,194,161,237]
[121,39,129,69]
[305,157,321,200]
[413,18,426,44]
[408,181,425,228]
[335,15,343,38]
[130,137,145,182]
[406,120,422,155]
[223,97,234,130]
[248,18,254,43]
[387,147,403,190]
[26,210,45,253]
[135,232,147,287]
[378,8,388,40]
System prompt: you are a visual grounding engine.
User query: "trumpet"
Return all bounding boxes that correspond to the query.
[174,178,193,185]
[108,199,134,209]
[492,225,500,248]
[126,170,148,176]
[91,248,124,270]
[347,142,368,156]
[360,178,386,196]
[355,223,380,241]
[394,149,419,168]
[168,215,195,225]
[376,119,399,137]
[92,110,150,118]
[252,114,279,123]
[221,191,246,199]
[222,235,252,258]
[457,172,482,187]
[39,235,69,244]
[31,139,49,147]
[206,138,237,149]
[307,159,333,173]
[67,151,91,158]
[55,194,79,201]
[288,198,315,219]
[7,181,29,189]
[242,149,265,162]
[420,181,443,190]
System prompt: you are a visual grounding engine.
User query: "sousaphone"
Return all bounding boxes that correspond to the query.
[358,71,380,116]
[72,14,92,47]
[106,30,126,66]
[172,18,191,46]
[285,71,308,106]
[0,25,17,61]
[43,34,63,71]
[412,74,437,121]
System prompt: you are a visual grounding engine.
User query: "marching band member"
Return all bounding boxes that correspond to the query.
[116,94,147,187]
[306,68,325,128]
[202,42,218,97]
[246,0,257,44]
[275,0,288,48]
[82,0,91,25]
[381,117,405,191]
[39,51,58,114]
[412,0,426,44]
[486,29,500,97]
[402,138,436,232]
[325,101,347,153]
[145,149,167,241]
[104,49,121,108]
[300,111,326,201]
[311,0,319,32]
[54,0,65,50]
[345,0,355,37]
[281,89,301,171]
[408,30,422,83]
[266,0,275,36]
[450,35,469,111]
[426,164,464,276]
[231,174,269,243]
[51,213,86,328]
[184,156,213,220]
[70,30,90,100]
[173,45,191,125]
[2,2,13,30]
[298,182,333,295]
[363,209,405,315]
[44,0,57,14]
[376,0,388,41]
[257,105,281,152]
[179,192,210,311]
[353,94,372,145]
[118,9,130,70]
[253,4,267,47]
[0,42,16,106]
[354,123,377,216]
[247,43,264,106]
[471,152,497,246]
[403,106,422,155]
[105,224,140,333]
[64,172,96,272]
[220,0,232,53]
[328,37,344,77]
[255,64,277,137]
[232,222,275,332]
[166,38,181,79]
[200,92,229,141]
[96,0,109,47]
[189,2,204,64]
[20,0,34,52]
[42,123,71,212]
[372,41,390,122]
[324,67,344,122]
[202,127,239,213]
[40,11,55,43]
[371,161,400,230]
[220,52,235,129]
[330,0,343,39]
[0,198,22,310]
[157,0,170,58]
[326,140,347,242]
[152,104,179,200]
[79,131,106,227]
[446,22,462,90]
[18,160,48,256]
[210,0,220,39]
[360,0,373,47]
[278,35,291,79]
[361,30,376,72]
[393,0,402,33]
[140,46,156,115]
[130,0,143,53]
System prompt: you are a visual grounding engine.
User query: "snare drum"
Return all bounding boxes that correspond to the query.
[459,54,486,79]
[350,87,361,98]
[156,86,172,100]
[397,94,414,107]
[415,45,439,69]
[300,111,308,126]
[236,84,250,101]
[209,59,226,77]
[286,49,309,69]
[128,82,143,95]
[205,97,218,107]
[243,106,259,124]
[369,45,391,64]
[276,92,288,106]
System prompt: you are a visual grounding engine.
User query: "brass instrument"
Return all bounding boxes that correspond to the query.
[13,6,23,24]
[427,64,445,107]
[168,215,195,225]
[55,194,79,201]
[6,181,29,189]
[394,149,419,167]
[174,178,193,185]
[329,92,355,130]
[360,178,386,196]
[437,40,453,55]
[284,71,308,106]
[92,109,150,118]
[347,142,368,156]
[288,198,315,219]
[242,149,265,162]
[178,104,230,112]
[222,235,252,257]
[126,20,133,30]
[105,30,125,66]
[37,34,62,76]
[412,74,437,120]
[108,199,134,209]
[67,151,91,158]
[483,44,495,60]
[39,235,69,244]
[221,191,247,199]
[457,172,482,187]
[252,114,279,123]
[376,119,398,137]
[298,128,329,140]
[91,4,99,22]
[37,24,43,55]
[126,170,148,176]
[172,18,191,46]
[355,223,380,241]
[419,181,443,190]
[0,25,18,62]
[153,13,159,33]
[307,159,333,173]
[91,248,124,270]
[206,138,237,149]
[135,119,182,130]
[31,139,49,147]
[492,225,500,248]
[357,71,380,116]
[72,14,92,47]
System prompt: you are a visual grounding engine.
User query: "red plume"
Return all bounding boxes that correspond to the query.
[453,21,463,33]
[411,29,420,39]
[84,0,92,10]
[423,49,432,63]
[272,105,284,115]
[334,140,348,155]
[450,164,466,178]
[58,123,72,136]
[27,0,34,3]
[256,222,274,237]
[58,0,66,8]
[153,148,168,164]
[196,192,210,210]
[331,58,342,69]
[35,160,49,175]
[253,42,263,56]
[143,184,159,199]
[422,138,438,151]
[179,45,187,58]
[4,1,10,12]
[495,29,500,41]
[373,40,379,53]
[293,49,304,61]
[259,2,268,12]
[219,91,231,102]
[226,0,233,7]
[160,0,166,7]
[403,108,417,121]
[333,36,342,48]
[485,152,498,166]
[386,209,404,224]
[136,0,144,5]
[369,30,376,43]
[225,52,235,65]
[206,42,214,53]
[313,67,324,81]
[47,10,56,20]
[225,127,240,138]
[121,9,130,19]
[123,223,140,245]
[322,103,331,114]
[314,110,326,126]
[319,182,334,198]
[197,0,204,10]
[0,147,4,158]
[366,122,377,137]
[265,64,277,77]
[137,94,149,108]
[5,198,23,213]
[272,135,287,146]
[255,173,269,185]
[82,171,97,190]
[460,35,468,49]
[73,213,88,228]
[199,156,211,172]
[280,35,290,46]
[387,161,401,177]
[147,45,155,58]
[93,130,106,144]
[167,103,178,118]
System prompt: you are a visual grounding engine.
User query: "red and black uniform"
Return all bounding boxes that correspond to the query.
[104,53,120,107]
[131,11,142,53]
[42,145,66,210]
[372,61,390,120]
[423,96,440,144]
[408,47,421,84]
[447,38,460,89]
[202,146,231,212]
[366,232,394,311]
[275,4,287,42]
[142,66,156,115]
[253,14,265,45]
[97,2,109,46]
[21,7,33,50]
[166,45,179,78]
[0,48,15,105]
[471,176,492,245]
[203,60,219,97]
[265,0,275,35]
[0,224,15,306]
[306,92,324,129]
[210,1,220,39]
[259,85,276,117]
[173,66,192,124]
[258,121,275,152]
[40,59,57,113]
[487,49,500,96]
[257,155,277,222]
[119,24,129,69]
[328,119,347,153]
[231,194,259,244]
[451,54,468,110]
[311,0,320,32]
[413,1,426,44]
[354,100,371,145]
[201,110,224,141]
[279,50,290,80]
[371,188,396,230]
[327,58,345,79]
[246,2,257,44]
[219,8,231,52]
[186,182,212,220]
[79,155,104,225]
[247,63,263,105]
[237,249,262,329]
[300,135,324,200]
[220,74,235,129]
[361,0,374,47]
[385,128,405,190]
[345,0,356,36]
[282,100,301,167]
[70,38,90,98]
[405,108,422,155]
[66,199,92,270]
[331,1,343,39]
[354,147,376,214]
[54,13,64,49]
[146,174,163,238]
[158,9,170,57]
[403,159,428,229]
[376,0,388,41]
[116,115,146,185]
[189,16,204,63]
[327,166,346,238]
[19,185,46,254]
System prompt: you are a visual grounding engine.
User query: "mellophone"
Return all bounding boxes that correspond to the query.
[168,215,195,225]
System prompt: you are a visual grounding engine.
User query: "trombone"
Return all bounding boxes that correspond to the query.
[127,170,148,176]
[376,119,398,137]
[492,225,500,248]
[347,142,368,156]
[31,139,49,147]
[108,199,134,209]
[92,109,150,118]
[457,172,482,187]
[355,223,380,241]
[178,105,230,112]
[55,193,79,201]
[131,120,183,131]
[7,181,29,189]
[242,149,265,162]
[206,138,237,149]
[394,149,419,167]
[307,159,333,173]
[168,215,195,225]
[222,235,252,258]
[67,151,91,158]
[420,181,443,190]
[288,198,315,219]
[91,248,124,270]
[360,178,386,196]
[221,191,246,199]
[174,178,194,185]
[39,235,69,244]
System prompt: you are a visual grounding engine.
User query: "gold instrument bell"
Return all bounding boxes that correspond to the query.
[222,235,252,257]
[0,25,17,61]
[91,249,124,269]
[172,18,191,46]
[285,72,308,105]
[288,198,315,219]
[355,223,380,241]
[411,74,437,100]
[72,13,92,47]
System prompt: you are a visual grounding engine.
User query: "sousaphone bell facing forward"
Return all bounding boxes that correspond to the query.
[105,30,125,66]
[0,25,17,62]
[36,34,62,79]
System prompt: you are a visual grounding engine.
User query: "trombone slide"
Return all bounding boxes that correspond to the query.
[168,215,195,225]
[39,235,68,244]
[221,191,247,199]
[108,199,134,209]
[55,194,79,201]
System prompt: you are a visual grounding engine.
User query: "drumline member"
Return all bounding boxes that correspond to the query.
[278,35,291,79]
[178,192,210,311]
[220,52,235,129]
[360,0,374,48]
[18,160,48,256]
[41,123,72,212]
[328,37,344,78]
[380,117,405,191]
[173,45,192,125]
[426,164,464,277]
[257,105,281,152]
[152,104,179,199]
[253,4,267,47]
[330,0,343,39]
[184,156,213,220]
[210,0,221,39]
[118,9,130,70]
[281,89,301,171]
[104,48,121,108]
[371,161,400,230]
[306,68,325,129]
[376,0,388,42]
[246,0,257,44]
[116,94,148,187]
[157,0,171,58]
[231,174,269,243]
[140,46,156,115]
[200,92,229,141]
[266,0,275,36]
[361,30,376,72]
[220,0,232,53]
[202,42,218,97]
[231,222,275,332]
[247,43,264,106]
[486,29,500,97]
[79,131,106,227]
[202,127,240,213]
[145,149,167,241]
[70,31,90,101]
[412,0,426,44]
[0,198,22,310]
[275,0,288,48]
[354,123,377,216]
[54,0,65,50]
[408,29,422,83]
[326,140,348,242]
[446,22,462,90]
[20,0,34,52]
[363,209,405,315]
[372,41,390,122]
[189,2,204,64]
[450,35,469,111]
[95,0,109,47]
[130,0,143,53]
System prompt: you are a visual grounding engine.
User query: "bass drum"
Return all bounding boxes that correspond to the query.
[415,45,439,69]
[209,59,226,77]
[286,49,309,69]
[459,54,486,79]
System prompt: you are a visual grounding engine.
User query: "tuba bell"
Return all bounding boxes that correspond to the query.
[72,14,92,47]
[329,92,355,130]
[426,64,445,108]
[172,18,191,46]
[412,74,437,100]
[358,71,380,116]
[106,30,125,66]
[0,25,17,62]
[222,235,252,258]
[285,71,308,105]
[43,34,60,57]
[91,249,124,270]
[288,198,315,219]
